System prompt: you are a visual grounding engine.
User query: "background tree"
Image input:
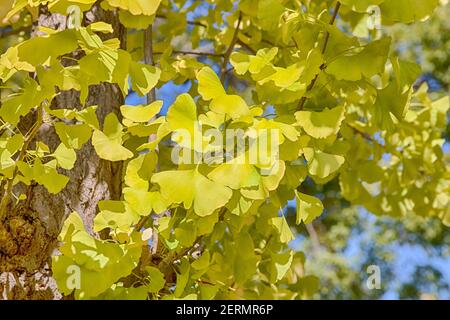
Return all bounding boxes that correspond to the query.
[0,0,448,300]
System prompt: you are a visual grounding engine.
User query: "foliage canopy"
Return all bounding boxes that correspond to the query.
[0,0,448,299]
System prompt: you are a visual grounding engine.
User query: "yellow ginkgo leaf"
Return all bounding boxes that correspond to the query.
[209,94,250,119]
[92,130,134,161]
[120,100,163,123]
[208,154,260,190]
[295,106,345,139]
[129,61,161,96]
[196,67,250,119]
[167,93,205,151]
[304,148,345,179]
[197,67,226,101]
[271,216,294,243]
[152,169,232,216]
[295,190,324,224]
[92,113,133,161]
[105,0,162,16]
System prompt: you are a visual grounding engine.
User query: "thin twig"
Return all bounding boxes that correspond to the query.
[144,24,156,104]
[155,14,207,28]
[297,1,341,110]
[237,38,256,55]
[170,50,223,57]
[346,122,375,142]
[221,12,242,82]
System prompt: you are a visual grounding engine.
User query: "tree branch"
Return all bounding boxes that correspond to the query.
[306,223,322,253]
[155,14,207,28]
[297,1,341,110]
[221,12,242,82]
[163,50,223,57]
[237,38,257,55]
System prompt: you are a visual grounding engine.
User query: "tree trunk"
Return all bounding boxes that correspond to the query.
[0,4,126,300]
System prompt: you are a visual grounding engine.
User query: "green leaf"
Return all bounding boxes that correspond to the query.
[295,106,345,139]
[270,216,294,243]
[326,38,391,81]
[32,159,69,194]
[94,200,140,233]
[52,212,142,299]
[129,61,161,96]
[146,266,166,293]
[380,0,439,24]
[52,143,77,170]
[340,0,385,12]
[295,190,324,224]
[304,148,345,179]
[54,123,92,150]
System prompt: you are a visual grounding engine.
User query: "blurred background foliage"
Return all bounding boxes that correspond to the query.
[0,0,448,300]
[286,1,450,300]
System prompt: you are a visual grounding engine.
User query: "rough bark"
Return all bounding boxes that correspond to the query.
[0,4,126,299]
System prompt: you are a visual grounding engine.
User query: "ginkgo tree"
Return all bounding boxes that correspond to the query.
[0,0,448,300]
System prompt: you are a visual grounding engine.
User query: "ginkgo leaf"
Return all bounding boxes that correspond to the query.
[119,10,155,30]
[295,106,345,139]
[209,94,250,119]
[152,168,232,216]
[269,251,293,282]
[166,93,206,151]
[54,123,92,150]
[167,93,197,131]
[340,0,385,12]
[129,61,161,96]
[94,200,140,232]
[92,113,133,161]
[326,38,391,81]
[145,266,166,293]
[105,0,162,16]
[52,143,77,170]
[0,77,50,125]
[92,130,133,161]
[304,148,345,179]
[197,66,226,101]
[380,0,439,24]
[87,22,114,33]
[295,190,324,224]
[231,47,278,75]
[197,67,250,119]
[53,212,142,299]
[271,216,294,243]
[32,159,70,194]
[120,100,163,123]
[208,155,260,190]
